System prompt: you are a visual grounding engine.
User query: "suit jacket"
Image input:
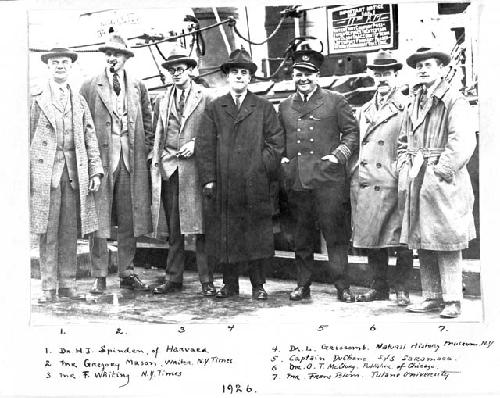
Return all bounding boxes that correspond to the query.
[80,69,153,238]
[278,87,359,190]
[150,82,211,237]
[30,81,103,235]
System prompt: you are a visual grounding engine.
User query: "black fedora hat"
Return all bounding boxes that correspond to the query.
[292,49,324,72]
[161,46,197,69]
[367,49,402,71]
[41,47,78,64]
[406,46,451,69]
[220,48,257,74]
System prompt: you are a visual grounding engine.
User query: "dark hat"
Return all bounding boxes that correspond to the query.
[406,46,451,69]
[292,49,324,72]
[220,48,257,74]
[161,46,197,69]
[41,47,78,64]
[367,49,402,71]
[98,33,134,58]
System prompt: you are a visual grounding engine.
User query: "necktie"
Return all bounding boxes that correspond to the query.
[419,85,428,109]
[178,90,185,116]
[234,94,241,109]
[58,87,67,107]
[113,73,121,96]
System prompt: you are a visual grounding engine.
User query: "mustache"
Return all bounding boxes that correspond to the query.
[108,60,117,73]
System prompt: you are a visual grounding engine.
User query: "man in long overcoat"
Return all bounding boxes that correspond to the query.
[196,49,284,300]
[30,47,103,302]
[279,46,359,302]
[149,47,215,296]
[80,34,153,293]
[398,47,477,318]
[350,50,413,306]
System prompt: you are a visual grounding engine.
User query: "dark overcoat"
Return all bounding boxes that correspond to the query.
[196,92,284,263]
[350,89,408,248]
[80,70,153,238]
[397,80,476,251]
[30,82,103,236]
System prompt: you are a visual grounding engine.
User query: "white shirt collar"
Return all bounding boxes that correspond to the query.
[230,89,248,105]
[297,84,318,102]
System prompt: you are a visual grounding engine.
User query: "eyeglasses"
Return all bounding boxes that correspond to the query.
[167,67,188,75]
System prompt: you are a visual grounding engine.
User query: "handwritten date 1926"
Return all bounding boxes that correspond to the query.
[222,384,255,394]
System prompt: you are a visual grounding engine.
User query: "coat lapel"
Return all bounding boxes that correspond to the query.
[290,88,324,117]
[234,92,257,124]
[125,71,138,133]
[221,93,237,120]
[363,91,401,140]
[36,82,57,130]
[180,84,203,131]
[96,72,114,118]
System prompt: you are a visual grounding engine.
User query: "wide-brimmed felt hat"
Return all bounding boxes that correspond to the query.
[41,47,78,64]
[161,46,197,69]
[220,48,257,74]
[98,33,134,58]
[367,49,402,71]
[406,46,451,69]
[292,49,324,72]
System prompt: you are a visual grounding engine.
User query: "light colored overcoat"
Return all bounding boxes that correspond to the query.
[30,82,103,235]
[397,79,477,251]
[150,83,210,237]
[350,89,407,248]
[80,70,153,238]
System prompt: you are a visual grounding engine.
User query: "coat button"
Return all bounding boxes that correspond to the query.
[42,141,48,146]
[103,143,108,148]
[374,186,381,191]
[38,159,43,163]
[362,140,368,145]
[106,122,111,127]
[361,160,367,166]
[360,183,368,188]
[154,163,159,167]
[378,140,384,145]
[298,152,302,156]
[376,163,382,168]
[46,123,51,128]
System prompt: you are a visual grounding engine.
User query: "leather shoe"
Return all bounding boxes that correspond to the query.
[38,290,56,304]
[58,288,84,301]
[90,277,106,295]
[337,288,355,303]
[396,290,411,306]
[201,282,216,297]
[406,299,444,313]
[289,286,311,301]
[252,286,268,300]
[440,301,461,318]
[152,281,182,295]
[356,288,389,302]
[120,274,149,291]
[215,284,239,299]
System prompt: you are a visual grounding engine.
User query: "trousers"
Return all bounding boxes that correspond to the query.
[161,170,212,284]
[289,187,350,290]
[39,166,78,291]
[368,247,413,292]
[90,156,136,278]
[221,259,267,287]
[418,249,463,302]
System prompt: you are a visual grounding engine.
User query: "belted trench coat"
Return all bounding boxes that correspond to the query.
[350,89,408,248]
[397,79,476,251]
[80,70,153,238]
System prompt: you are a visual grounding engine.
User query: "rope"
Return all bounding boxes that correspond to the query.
[147,45,166,85]
[30,47,101,53]
[231,16,285,46]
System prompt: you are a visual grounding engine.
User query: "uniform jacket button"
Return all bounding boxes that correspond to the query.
[309,126,314,130]
[298,118,302,121]
[310,138,314,142]
[297,128,301,132]
[298,152,302,156]
[297,140,301,143]
[310,151,314,154]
